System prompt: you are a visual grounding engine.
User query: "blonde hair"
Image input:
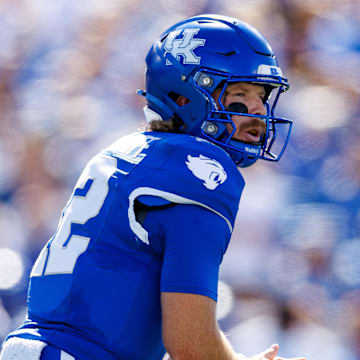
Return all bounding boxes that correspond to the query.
[148,118,180,133]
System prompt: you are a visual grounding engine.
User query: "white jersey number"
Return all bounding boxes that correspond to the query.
[31,156,117,276]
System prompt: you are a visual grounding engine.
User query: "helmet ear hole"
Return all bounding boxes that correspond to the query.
[168,92,191,106]
[168,91,181,102]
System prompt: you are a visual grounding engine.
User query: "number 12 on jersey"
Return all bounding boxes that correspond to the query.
[31,156,117,277]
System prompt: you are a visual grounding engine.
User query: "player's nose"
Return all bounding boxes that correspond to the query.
[248,96,266,116]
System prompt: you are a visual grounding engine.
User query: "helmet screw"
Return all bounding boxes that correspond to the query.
[196,73,213,87]
[202,77,211,86]
[208,125,216,133]
[205,122,218,135]
[181,75,186,81]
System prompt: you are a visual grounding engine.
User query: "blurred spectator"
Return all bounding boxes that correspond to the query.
[0,0,359,358]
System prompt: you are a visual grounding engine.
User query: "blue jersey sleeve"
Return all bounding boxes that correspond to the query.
[143,203,231,302]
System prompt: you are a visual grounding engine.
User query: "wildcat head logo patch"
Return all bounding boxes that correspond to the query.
[185,154,227,190]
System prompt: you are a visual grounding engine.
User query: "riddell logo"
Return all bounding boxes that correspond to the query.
[245,146,260,154]
[257,64,283,77]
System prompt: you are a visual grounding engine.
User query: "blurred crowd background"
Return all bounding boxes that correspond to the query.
[0,0,359,358]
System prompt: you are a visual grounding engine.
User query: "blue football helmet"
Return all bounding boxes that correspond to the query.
[138,14,292,167]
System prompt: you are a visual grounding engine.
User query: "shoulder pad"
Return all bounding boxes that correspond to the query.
[130,133,245,235]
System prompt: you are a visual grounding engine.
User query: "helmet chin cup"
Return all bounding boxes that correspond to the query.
[225,139,261,167]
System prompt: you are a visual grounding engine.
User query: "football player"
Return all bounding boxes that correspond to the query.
[1,14,305,360]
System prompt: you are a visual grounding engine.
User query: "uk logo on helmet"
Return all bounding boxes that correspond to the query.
[164,28,206,66]
[185,154,227,190]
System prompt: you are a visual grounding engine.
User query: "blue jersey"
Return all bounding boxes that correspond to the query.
[6,132,245,359]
